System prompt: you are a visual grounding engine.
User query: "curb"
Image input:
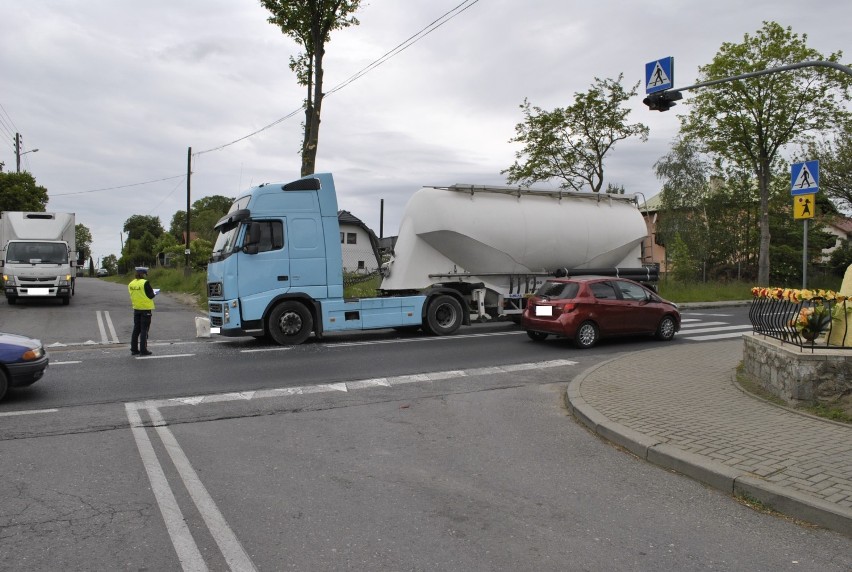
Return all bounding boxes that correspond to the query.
[566,354,852,537]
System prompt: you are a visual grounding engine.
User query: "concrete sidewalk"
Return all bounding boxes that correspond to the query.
[566,338,852,537]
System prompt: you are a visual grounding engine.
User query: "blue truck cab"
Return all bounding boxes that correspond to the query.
[207,173,465,344]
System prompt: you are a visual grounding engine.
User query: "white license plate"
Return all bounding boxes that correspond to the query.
[535,305,553,317]
[210,326,221,334]
[25,288,51,296]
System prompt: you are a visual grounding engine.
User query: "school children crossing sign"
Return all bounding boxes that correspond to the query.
[791,160,819,195]
[794,194,815,219]
[645,57,673,94]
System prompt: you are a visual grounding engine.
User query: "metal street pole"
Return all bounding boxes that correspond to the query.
[185,147,192,276]
[803,219,808,290]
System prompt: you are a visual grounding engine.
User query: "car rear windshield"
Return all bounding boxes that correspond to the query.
[536,281,580,300]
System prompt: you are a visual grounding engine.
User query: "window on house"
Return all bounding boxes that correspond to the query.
[357,260,365,270]
[347,233,357,244]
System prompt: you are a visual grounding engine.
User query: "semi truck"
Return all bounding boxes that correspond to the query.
[207,173,653,345]
[1,212,77,305]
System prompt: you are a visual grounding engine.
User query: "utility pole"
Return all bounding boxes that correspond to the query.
[185,147,192,276]
[15,132,20,173]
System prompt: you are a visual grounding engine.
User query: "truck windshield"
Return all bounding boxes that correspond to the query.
[211,225,241,262]
[6,242,68,264]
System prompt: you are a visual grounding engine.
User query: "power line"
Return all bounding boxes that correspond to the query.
[326,0,480,97]
[193,0,480,156]
[50,174,186,196]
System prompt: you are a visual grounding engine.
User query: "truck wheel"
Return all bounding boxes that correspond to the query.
[423,295,462,336]
[267,301,313,345]
[7,296,16,305]
[0,369,7,401]
[62,295,70,306]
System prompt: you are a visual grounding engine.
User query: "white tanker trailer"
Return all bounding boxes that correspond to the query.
[380,184,653,319]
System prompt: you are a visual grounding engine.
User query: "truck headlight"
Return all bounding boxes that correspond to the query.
[59,277,70,286]
[3,275,16,286]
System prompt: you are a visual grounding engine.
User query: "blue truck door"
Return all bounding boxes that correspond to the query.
[237,219,289,318]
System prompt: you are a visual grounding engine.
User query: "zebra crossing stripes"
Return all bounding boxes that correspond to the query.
[679,315,752,341]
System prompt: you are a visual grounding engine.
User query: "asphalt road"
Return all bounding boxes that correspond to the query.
[2,279,848,571]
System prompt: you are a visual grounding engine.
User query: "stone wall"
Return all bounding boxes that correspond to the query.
[742,333,852,408]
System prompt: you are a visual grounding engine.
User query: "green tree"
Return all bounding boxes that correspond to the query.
[102,254,118,274]
[503,75,648,192]
[0,171,49,212]
[75,223,93,266]
[169,195,233,243]
[261,0,362,176]
[123,214,164,241]
[680,21,851,285]
[805,121,852,214]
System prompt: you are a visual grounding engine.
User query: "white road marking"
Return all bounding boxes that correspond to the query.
[50,360,82,365]
[147,407,258,572]
[0,408,58,417]
[125,404,209,572]
[123,358,578,570]
[136,353,195,359]
[135,359,578,410]
[682,324,753,335]
[680,321,730,328]
[104,310,119,343]
[240,347,292,353]
[685,332,749,341]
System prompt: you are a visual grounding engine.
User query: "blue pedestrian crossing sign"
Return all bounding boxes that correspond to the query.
[646,57,674,94]
[791,160,819,195]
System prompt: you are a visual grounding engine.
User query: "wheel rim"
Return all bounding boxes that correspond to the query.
[660,317,675,339]
[577,324,596,346]
[435,303,457,328]
[278,311,303,335]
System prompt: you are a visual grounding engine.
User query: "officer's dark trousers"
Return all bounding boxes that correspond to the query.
[131,310,152,352]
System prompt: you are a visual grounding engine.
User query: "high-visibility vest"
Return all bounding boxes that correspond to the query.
[128,279,155,310]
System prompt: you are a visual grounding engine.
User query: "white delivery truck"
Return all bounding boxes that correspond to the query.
[1,212,77,305]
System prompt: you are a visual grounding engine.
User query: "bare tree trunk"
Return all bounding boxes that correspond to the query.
[301,20,324,177]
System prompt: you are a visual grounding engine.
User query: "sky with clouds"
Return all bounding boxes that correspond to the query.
[1,0,850,265]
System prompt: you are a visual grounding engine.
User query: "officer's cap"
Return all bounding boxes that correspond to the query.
[135,267,149,274]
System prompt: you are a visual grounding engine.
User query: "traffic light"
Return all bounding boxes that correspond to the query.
[643,90,683,112]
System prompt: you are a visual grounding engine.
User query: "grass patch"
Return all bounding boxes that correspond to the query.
[657,277,842,304]
[801,403,852,424]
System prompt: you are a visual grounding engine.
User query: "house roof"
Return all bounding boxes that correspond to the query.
[827,217,852,236]
[639,193,663,213]
[338,210,382,263]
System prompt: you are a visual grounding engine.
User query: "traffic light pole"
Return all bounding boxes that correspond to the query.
[645,60,852,111]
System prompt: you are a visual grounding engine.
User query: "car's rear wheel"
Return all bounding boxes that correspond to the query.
[656,315,677,341]
[574,321,599,349]
[526,331,548,342]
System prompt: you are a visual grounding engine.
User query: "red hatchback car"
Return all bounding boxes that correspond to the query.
[521,276,680,348]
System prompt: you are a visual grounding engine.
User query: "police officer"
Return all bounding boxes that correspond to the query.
[128,267,156,356]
